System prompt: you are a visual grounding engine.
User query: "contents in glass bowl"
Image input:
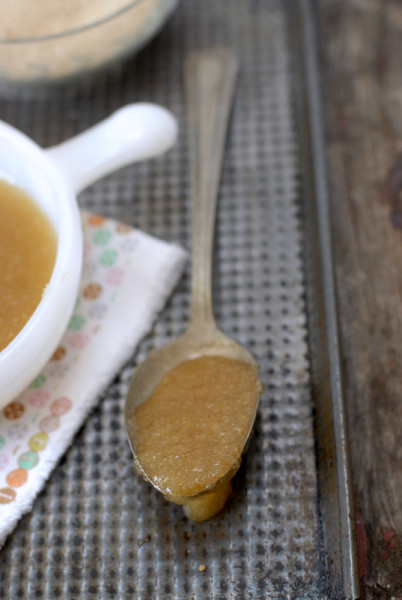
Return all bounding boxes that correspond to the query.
[131,355,261,521]
[0,179,57,352]
[1,0,145,38]
[0,0,177,85]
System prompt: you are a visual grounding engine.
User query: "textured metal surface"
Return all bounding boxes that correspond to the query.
[0,1,356,598]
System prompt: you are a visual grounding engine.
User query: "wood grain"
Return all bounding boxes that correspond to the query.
[316,0,402,597]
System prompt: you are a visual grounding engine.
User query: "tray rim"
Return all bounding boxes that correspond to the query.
[292,1,360,597]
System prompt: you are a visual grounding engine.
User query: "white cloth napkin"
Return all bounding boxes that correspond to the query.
[0,211,187,548]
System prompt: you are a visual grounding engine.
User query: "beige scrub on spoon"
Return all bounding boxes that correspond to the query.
[125,49,262,522]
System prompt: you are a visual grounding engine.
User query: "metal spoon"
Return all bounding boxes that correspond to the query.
[124,48,260,505]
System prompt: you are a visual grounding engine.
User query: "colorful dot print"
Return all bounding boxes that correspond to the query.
[83,240,92,260]
[50,397,72,416]
[7,469,28,488]
[115,223,131,234]
[87,214,106,227]
[106,267,125,287]
[99,248,118,267]
[18,451,39,470]
[0,488,16,504]
[39,416,60,434]
[0,455,9,470]
[83,263,98,280]
[3,402,25,420]
[68,314,86,331]
[29,374,46,390]
[93,229,113,246]
[8,423,29,439]
[88,303,108,320]
[69,332,90,350]
[29,433,48,452]
[120,237,139,253]
[51,346,66,362]
[29,390,51,408]
[47,362,70,379]
[83,283,103,300]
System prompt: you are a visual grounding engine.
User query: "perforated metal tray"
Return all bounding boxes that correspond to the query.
[0,1,359,598]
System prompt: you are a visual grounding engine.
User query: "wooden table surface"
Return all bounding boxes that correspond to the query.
[316,1,402,597]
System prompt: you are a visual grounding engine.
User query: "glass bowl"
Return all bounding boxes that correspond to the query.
[0,0,178,89]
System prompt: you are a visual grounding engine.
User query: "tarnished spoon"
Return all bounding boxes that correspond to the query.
[124,48,261,520]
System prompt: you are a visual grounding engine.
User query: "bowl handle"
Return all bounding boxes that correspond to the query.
[45,103,177,195]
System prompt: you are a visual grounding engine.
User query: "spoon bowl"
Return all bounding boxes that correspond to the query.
[125,322,258,433]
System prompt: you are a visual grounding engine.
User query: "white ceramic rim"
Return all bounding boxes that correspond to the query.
[0,120,82,403]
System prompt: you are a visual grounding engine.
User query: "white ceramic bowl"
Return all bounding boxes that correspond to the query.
[0,103,177,408]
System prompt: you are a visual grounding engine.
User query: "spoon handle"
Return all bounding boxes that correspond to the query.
[184,48,238,328]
